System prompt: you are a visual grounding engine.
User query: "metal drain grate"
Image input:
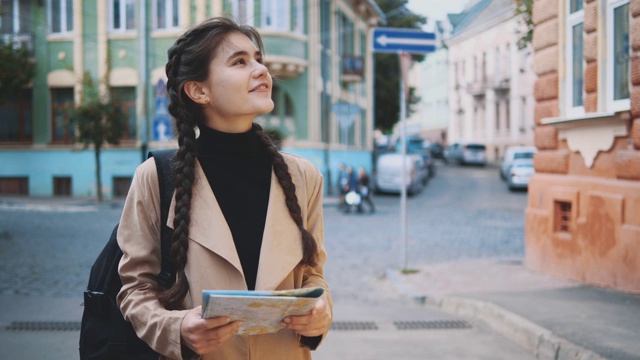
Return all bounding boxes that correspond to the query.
[5,321,81,331]
[393,320,472,330]
[330,321,378,331]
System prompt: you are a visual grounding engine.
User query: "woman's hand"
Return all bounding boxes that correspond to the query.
[280,299,331,337]
[180,305,241,355]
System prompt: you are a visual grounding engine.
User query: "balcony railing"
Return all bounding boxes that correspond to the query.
[0,33,34,57]
[466,80,486,97]
[341,55,364,83]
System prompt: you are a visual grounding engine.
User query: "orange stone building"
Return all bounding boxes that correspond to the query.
[527,0,640,293]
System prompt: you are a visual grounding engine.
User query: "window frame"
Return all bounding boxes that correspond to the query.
[565,0,584,116]
[153,0,180,31]
[293,0,304,33]
[109,0,136,33]
[50,88,75,144]
[605,0,630,112]
[231,0,254,26]
[47,0,73,35]
[261,0,290,31]
[0,89,33,143]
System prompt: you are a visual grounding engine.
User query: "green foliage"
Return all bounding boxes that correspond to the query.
[69,74,126,148]
[68,73,126,201]
[514,0,534,50]
[0,38,35,105]
[374,0,427,132]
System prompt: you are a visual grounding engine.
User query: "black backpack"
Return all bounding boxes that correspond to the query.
[79,150,177,360]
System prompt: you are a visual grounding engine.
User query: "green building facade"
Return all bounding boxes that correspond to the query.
[0,0,383,198]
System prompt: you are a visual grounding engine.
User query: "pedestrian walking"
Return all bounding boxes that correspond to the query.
[337,163,349,210]
[116,17,332,360]
[356,167,375,213]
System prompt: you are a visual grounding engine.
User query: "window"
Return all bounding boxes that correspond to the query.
[231,0,253,26]
[53,176,72,196]
[48,0,73,34]
[113,177,133,197]
[109,0,136,32]
[554,201,572,233]
[338,13,353,57]
[293,0,304,33]
[154,0,179,30]
[606,0,630,111]
[566,0,584,114]
[262,0,290,30]
[51,88,75,143]
[111,87,137,140]
[0,177,28,195]
[0,90,32,143]
[1,0,31,34]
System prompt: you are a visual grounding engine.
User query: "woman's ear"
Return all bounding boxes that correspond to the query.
[183,81,210,105]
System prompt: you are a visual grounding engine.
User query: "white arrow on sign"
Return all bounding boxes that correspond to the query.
[375,34,436,47]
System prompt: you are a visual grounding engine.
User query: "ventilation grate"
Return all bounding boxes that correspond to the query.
[393,320,472,330]
[5,321,81,331]
[330,321,378,331]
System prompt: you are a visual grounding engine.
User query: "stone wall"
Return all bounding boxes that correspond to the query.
[527,0,640,294]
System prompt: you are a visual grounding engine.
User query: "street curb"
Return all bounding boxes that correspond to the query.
[385,269,607,360]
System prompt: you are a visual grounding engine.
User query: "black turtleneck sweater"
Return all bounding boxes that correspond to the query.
[196,126,273,290]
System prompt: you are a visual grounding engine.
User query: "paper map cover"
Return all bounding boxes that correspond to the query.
[201,287,324,335]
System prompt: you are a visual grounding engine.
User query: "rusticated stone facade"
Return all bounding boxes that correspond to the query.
[527,0,640,293]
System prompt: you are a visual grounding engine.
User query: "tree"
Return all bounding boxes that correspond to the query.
[0,38,35,105]
[374,0,427,132]
[514,0,533,50]
[69,73,126,202]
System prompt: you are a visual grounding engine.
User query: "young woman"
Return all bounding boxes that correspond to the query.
[116,17,332,359]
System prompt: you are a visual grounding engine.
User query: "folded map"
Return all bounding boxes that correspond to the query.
[201,287,325,335]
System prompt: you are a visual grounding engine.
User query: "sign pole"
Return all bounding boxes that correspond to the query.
[399,52,408,271]
[370,27,435,271]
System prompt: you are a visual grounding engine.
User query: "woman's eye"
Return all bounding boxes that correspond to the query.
[233,59,246,65]
[256,57,264,64]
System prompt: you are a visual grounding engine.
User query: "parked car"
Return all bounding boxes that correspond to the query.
[445,142,487,166]
[507,159,535,190]
[500,146,537,180]
[375,153,426,195]
[425,142,445,160]
[396,135,436,178]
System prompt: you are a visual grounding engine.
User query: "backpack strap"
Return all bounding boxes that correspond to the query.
[148,149,177,289]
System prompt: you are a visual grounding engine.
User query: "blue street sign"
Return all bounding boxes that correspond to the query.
[372,27,436,54]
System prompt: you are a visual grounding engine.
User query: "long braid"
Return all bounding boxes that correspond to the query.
[156,40,197,309]
[253,124,319,267]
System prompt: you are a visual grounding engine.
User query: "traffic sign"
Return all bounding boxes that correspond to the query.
[372,27,436,54]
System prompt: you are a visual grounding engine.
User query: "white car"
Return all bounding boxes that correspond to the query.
[375,153,426,195]
[507,159,535,190]
[445,142,487,166]
[500,146,537,180]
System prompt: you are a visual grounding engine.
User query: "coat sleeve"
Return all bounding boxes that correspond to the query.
[116,158,190,360]
[298,161,333,350]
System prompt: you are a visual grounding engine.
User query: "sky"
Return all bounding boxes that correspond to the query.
[405,0,470,21]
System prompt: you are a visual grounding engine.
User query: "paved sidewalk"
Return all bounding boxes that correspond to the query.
[387,259,640,360]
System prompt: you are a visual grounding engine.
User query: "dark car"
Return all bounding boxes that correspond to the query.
[396,136,436,178]
[425,142,445,160]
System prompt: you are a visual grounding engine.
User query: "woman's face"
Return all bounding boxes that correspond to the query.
[200,32,274,132]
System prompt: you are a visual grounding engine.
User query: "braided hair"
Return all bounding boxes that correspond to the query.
[160,17,318,309]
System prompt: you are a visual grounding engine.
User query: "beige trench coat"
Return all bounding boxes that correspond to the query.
[116,152,332,360]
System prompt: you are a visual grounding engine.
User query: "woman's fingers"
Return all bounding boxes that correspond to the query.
[280,299,330,337]
[180,306,242,355]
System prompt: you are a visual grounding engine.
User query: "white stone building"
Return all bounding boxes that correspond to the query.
[446,0,536,162]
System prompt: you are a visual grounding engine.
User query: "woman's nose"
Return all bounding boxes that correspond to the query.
[252,61,269,77]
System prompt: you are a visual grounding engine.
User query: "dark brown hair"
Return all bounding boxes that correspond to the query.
[161,17,318,309]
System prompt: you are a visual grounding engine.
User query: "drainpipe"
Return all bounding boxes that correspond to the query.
[139,0,148,161]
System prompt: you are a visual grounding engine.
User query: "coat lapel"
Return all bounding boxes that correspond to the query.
[166,160,244,275]
[254,170,304,290]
